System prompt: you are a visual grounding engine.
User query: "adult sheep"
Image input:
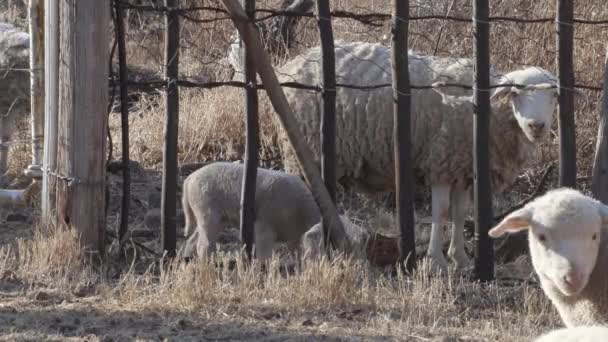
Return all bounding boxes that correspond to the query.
[0,22,30,186]
[179,161,364,262]
[533,326,608,342]
[489,188,608,327]
[275,40,583,272]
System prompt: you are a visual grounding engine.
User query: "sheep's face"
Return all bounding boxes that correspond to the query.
[508,88,557,142]
[488,188,608,297]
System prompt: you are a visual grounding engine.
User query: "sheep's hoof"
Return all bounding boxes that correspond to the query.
[425,253,449,276]
[0,175,9,188]
[448,247,471,271]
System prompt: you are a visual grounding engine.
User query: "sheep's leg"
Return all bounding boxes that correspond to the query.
[447,186,471,270]
[0,116,14,187]
[426,184,450,274]
[181,187,195,238]
[287,238,303,267]
[253,223,276,264]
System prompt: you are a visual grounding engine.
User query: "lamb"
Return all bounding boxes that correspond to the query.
[302,214,369,261]
[179,161,362,262]
[274,40,583,272]
[533,326,608,342]
[0,22,30,186]
[489,188,608,327]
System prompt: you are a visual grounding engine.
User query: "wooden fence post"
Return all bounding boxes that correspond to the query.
[592,45,608,203]
[392,0,416,272]
[42,0,59,223]
[161,0,180,258]
[220,0,348,251]
[56,0,110,255]
[239,0,258,261]
[473,0,494,281]
[114,0,131,244]
[316,0,337,252]
[26,0,45,180]
[556,0,577,188]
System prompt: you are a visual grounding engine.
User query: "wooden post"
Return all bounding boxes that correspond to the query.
[239,0,258,261]
[220,0,348,251]
[26,0,45,180]
[114,0,131,244]
[316,0,337,252]
[56,0,110,255]
[592,46,608,203]
[392,0,416,272]
[556,0,577,188]
[473,0,494,281]
[42,0,59,222]
[161,0,179,258]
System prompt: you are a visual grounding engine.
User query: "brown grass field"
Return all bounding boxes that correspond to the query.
[1,0,607,340]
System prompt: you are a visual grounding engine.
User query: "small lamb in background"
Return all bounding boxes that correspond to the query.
[533,326,608,342]
[489,188,608,327]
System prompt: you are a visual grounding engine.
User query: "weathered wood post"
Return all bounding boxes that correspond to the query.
[239,0,258,261]
[42,0,59,223]
[114,0,131,244]
[592,45,608,203]
[220,0,348,251]
[556,0,577,188]
[161,0,180,258]
[316,0,337,252]
[473,0,494,281]
[26,0,45,180]
[55,0,110,255]
[392,0,416,272]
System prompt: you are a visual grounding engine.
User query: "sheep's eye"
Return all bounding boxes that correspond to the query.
[538,234,546,242]
[592,233,598,241]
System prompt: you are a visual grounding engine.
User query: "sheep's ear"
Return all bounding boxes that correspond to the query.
[598,203,608,226]
[490,85,515,101]
[488,207,533,238]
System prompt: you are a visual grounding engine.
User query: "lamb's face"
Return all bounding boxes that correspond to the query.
[488,188,608,297]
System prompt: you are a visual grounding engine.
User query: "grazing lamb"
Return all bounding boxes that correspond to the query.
[489,188,608,327]
[533,326,608,342]
[180,161,361,262]
[302,215,369,261]
[0,22,30,185]
[274,41,584,272]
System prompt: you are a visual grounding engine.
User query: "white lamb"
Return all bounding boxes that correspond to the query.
[489,188,608,327]
[180,161,363,262]
[533,326,608,342]
[274,40,584,272]
[0,22,30,185]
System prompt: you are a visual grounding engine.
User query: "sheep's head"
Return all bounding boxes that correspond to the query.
[490,67,586,143]
[0,24,30,67]
[488,188,608,297]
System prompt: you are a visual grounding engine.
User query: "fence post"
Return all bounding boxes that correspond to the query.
[161,0,180,258]
[26,0,45,180]
[56,0,110,255]
[591,45,608,203]
[114,0,131,245]
[556,0,576,188]
[316,0,337,253]
[239,0,258,261]
[473,0,494,281]
[392,0,416,272]
[42,0,59,223]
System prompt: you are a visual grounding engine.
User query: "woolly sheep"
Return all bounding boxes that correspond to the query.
[489,188,608,327]
[533,326,608,342]
[0,22,30,185]
[274,41,584,273]
[302,215,369,261]
[179,161,361,262]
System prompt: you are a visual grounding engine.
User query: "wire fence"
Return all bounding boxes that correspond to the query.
[102,0,608,279]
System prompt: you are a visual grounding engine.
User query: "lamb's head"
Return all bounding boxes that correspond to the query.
[489,188,608,297]
[0,24,30,66]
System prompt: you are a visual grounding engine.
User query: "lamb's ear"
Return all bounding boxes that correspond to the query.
[488,207,533,238]
[598,203,608,226]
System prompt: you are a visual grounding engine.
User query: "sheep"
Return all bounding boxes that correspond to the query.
[179,161,361,262]
[0,22,30,186]
[489,188,608,327]
[273,40,584,273]
[533,326,608,342]
[302,214,369,261]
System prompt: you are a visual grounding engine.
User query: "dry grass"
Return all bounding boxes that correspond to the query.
[0,228,562,341]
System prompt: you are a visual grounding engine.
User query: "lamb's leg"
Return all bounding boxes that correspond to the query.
[447,186,471,270]
[181,185,195,238]
[426,184,450,274]
[253,223,276,264]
